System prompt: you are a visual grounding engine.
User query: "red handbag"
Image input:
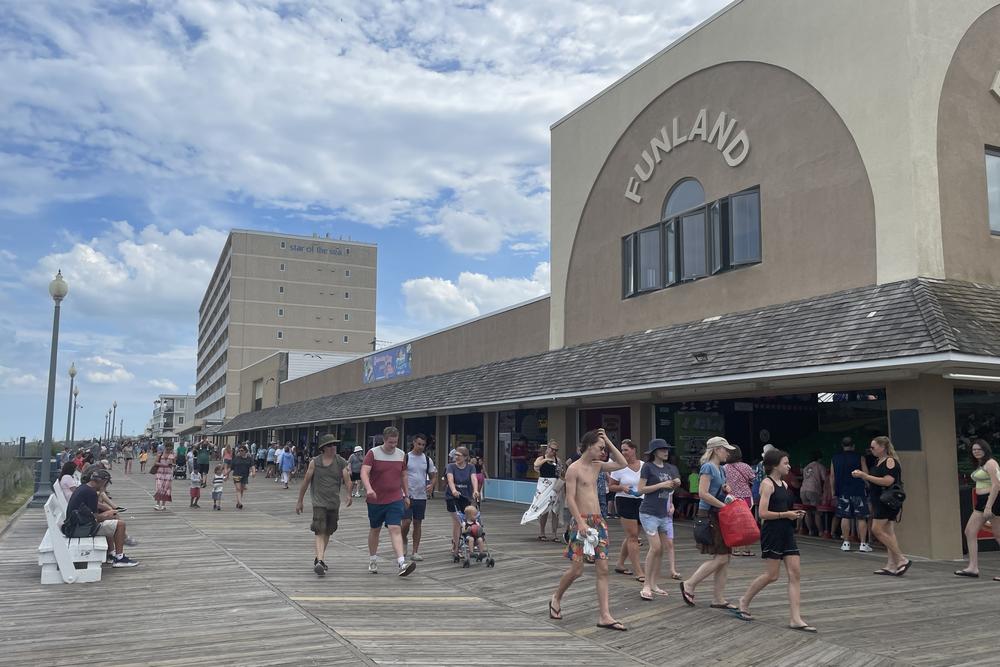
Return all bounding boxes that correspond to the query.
[719,500,761,547]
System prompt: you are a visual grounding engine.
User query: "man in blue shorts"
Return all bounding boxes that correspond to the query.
[830,437,872,552]
[401,434,437,561]
[361,426,416,576]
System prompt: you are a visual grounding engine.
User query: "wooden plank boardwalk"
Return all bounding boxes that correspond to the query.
[0,469,997,666]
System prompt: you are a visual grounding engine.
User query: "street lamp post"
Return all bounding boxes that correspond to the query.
[104,409,110,443]
[30,270,68,507]
[64,362,76,444]
[110,400,117,442]
[70,387,80,443]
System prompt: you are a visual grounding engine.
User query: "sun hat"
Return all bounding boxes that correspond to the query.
[705,436,736,451]
[647,438,671,453]
[353,445,363,453]
[318,434,341,449]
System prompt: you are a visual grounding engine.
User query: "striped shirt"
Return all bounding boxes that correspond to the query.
[212,475,225,493]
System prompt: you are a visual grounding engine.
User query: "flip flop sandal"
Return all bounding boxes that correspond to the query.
[548,600,562,620]
[873,568,895,576]
[710,602,738,610]
[639,590,654,601]
[954,570,979,578]
[652,588,669,597]
[671,573,682,580]
[894,561,913,577]
[679,582,695,607]
[635,575,646,583]
[614,568,634,575]
[731,610,754,622]
[596,621,628,631]
[789,625,818,633]
[537,535,547,541]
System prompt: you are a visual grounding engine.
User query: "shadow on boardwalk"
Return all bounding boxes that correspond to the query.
[0,470,996,666]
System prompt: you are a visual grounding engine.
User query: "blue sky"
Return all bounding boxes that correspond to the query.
[0,0,728,441]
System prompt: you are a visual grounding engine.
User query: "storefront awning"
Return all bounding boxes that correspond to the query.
[215,278,1000,435]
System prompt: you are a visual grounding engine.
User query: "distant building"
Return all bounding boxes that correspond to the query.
[194,230,376,431]
[149,394,195,443]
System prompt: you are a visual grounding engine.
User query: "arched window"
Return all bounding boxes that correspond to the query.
[662,178,705,219]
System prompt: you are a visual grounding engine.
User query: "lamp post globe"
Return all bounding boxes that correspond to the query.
[30,270,68,507]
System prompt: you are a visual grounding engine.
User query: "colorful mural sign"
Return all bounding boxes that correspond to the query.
[363,343,412,384]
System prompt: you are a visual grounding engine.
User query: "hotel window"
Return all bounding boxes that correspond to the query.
[344,313,350,321]
[277,307,284,317]
[252,379,263,411]
[988,148,1000,235]
[622,182,760,298]
[280,241,286,249]
[278,285,284,294]
[344,291,350,299]
[345,269,351,277]
[279,263,285,271]
[276,330,283,340]
[343,335,349,343]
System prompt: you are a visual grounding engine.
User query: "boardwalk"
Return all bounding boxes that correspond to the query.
[0,470,997,667]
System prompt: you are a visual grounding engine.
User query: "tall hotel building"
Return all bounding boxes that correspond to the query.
[195,230,377,428]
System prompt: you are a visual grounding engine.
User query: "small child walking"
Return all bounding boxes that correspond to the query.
[212,465,226,511]
[189,469,202,508]
[139,450,148,473]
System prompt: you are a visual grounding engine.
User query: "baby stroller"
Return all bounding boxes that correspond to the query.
[453,508,495,568]
[173,458,187,479]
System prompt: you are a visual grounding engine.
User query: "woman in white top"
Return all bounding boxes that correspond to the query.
[58,461,79,501]
[608,440,646,582]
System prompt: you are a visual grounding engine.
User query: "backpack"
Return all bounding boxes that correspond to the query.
[61,503,99,538]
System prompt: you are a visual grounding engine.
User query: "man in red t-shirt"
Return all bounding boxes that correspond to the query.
[361,426,415,576]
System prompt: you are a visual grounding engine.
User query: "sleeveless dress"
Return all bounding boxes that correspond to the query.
[869,457,902,521]
[760,477,799,560]
[154,453,176,502]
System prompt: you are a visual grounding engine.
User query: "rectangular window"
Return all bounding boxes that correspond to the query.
[344,291,350,299]
[730,189,762,265]
[252,379,263,411]
[637,226,660,291]
[280,241,286,249]
[345,269,351,277]
[277,307,284,317]
[177,399,185,409]
[664,220,677,285]
[709,201,724,274]
[276,330,283,340]
[278,285,284,294]
[988,149,1000,234]
[343,335,349,343]
[177,416,185,425]
[622,235,635,297]
[680,209,708,280]
[344,313,350,321]
[279,262,285,271]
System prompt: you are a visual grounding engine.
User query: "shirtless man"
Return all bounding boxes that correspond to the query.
[549,428,628,631]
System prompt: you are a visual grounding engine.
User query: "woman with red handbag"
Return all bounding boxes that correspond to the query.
[733,448,814,632]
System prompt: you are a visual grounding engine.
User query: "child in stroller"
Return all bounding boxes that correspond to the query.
[173,457,187,479]
[455,505,495,568]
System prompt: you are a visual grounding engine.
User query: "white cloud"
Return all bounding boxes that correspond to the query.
[84,356,135,384]
[0,0,729,253]
[402,261,550,329]
[0,365,45,391]
[148,378,179,392]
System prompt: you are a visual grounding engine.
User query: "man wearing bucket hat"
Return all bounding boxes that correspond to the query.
[296,434,353,575]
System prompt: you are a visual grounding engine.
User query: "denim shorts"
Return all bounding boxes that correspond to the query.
[639,512,674,539]
[367,499,405,528]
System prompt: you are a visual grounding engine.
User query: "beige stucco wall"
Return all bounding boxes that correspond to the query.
[550,0,1000,349]
[236,353,286,414]
[564,61,876,345]
[937,6,1000,283]
[280,297,551,405]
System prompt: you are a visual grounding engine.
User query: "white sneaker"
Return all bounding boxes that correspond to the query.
[398,561,416,577]
[840,541,851,551]
[411,552,424,562]
[368,560,378,575]
[859,542,873,552]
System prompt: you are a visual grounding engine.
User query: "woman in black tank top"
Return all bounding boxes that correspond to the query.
[532,442,562,541]
[735,448,815,632]
[852,436,909,576]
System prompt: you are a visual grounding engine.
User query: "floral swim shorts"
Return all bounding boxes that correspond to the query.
[565,514,609,562]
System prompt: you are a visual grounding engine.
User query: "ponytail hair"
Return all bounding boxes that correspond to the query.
[872,435,897,459]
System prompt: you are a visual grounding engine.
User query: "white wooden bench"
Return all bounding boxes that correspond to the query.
[37,494,108,584]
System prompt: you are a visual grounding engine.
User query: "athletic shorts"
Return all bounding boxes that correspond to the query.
[95,519,119,537]
[836,495,869,519]
[190,487,200,498]
[403,499,427,521]
[638,512,674,539]
[565,514,609,562]
[615,496,641,521]
[350,472,361,481]
[367,500,404,528]
[198,463,210,475]
[974,493,1000,514]
[446,495,471,514]
[311,506,340,535]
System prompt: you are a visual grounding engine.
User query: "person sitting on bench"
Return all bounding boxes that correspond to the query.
[65,469,139,569]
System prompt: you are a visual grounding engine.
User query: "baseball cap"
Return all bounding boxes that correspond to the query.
[318,434,341,449]
[353,445,363,453]
[705,436,736,451]
[90,469,112,484]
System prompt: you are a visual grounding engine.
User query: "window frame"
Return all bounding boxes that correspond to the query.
[276,330,283,340]
[987,146,1000,236]
[728,186,763,267]
[636,223,662,293]
[279,262,285,271]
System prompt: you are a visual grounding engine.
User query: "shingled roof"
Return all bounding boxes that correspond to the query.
[216,278,1000,434]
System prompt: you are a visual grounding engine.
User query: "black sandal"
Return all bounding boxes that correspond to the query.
[548,599,562,620]
[596,621,627,631]
[679,581,695,606]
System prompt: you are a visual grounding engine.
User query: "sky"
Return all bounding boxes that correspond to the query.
[0,0,730,442]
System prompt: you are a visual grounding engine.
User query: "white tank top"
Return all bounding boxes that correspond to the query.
[610,462,644,499]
